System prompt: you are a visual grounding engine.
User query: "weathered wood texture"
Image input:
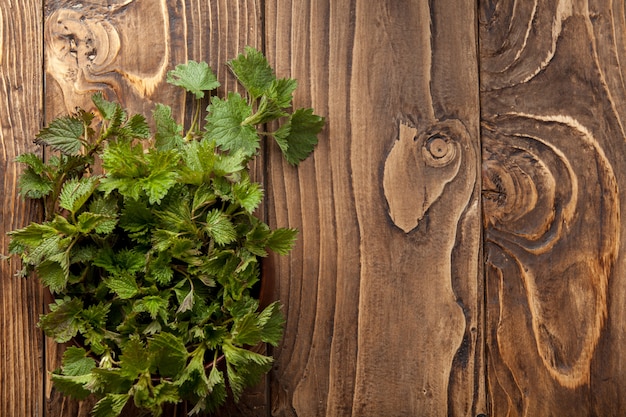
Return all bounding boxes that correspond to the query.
[480,0,626,415]
[0,2,46,416]
[264,1,483,416]
[12,0,626,416]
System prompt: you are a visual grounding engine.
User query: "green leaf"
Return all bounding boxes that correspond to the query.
[79,303,110,353]
[7,222,58,248]
[15,153,46,174]
[176,346,210,399]
[223,342,273,401]
[119,337,150,377]
[133,295,169,320]
[149,332,188,378]
[205,93,259,157]
[100,138,147,198]
[101,138,146,176]
[35,115,84,155]
[228,46,275,100]
[142,149,180,204]
[94,248,145,276]
[39,297,83,343]
[51,373,93,400]
[59,176,100,214]
[155,195,194,234]
[231,312,262,346]
[62,346,96,376]
[273,108,324,165]
[146,252,174,285]
[232,177,263,213]
[176,287,195,314]
[266,227,298,255]
[119,199,155,243]
[105,273,139,299]
[204,365,227,411]
[269,78,298,109]
[88,195,119,234]
[92,92,120,121]
[257,301,285,346]
[91,394,130,417]
[17,166,54,199]
[90,368,134,394]
[154,103,184,150]
[152,381,180,407]
[124,114,151,139]
[241,78,297,126]
[204,209,237,245]
[37,259,69,293]
[213,150,246,176]
[167,61,220,99]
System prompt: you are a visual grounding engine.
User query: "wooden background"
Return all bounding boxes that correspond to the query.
[2,0,626,416]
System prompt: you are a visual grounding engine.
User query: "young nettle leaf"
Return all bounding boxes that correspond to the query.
[62,346,97,376]
[266,227,299,255]
[119,336,151,378]
[35,115,84,155]
[101,139,146,177]
[149,332,188,378]
[37,258,69,293]
[133,295,169,321]
[7,222,58,249]
[241,77,298,126]
[205,93,259,157]
[105,273,140,299]
[273,107,325,165]
[256,301,285,346]
[39,297,84,343]
[92,92,121,121]
[122,113,151,140]
[228,46,276,100]
[167,61,220,99]
[15,153,47,174]
[59,176,100,215]
[222,342,273,401]
[119,199,155,243]
[91,394,131,417]
[204,209,237,246]
[16,165,54,199]
[142,149,181,204]
[231,176,263,214]
[88,195,119,234]
[154,103,184,150]
[51,373,93,400]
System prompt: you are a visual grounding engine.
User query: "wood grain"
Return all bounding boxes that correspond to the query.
[264,1,483,415]
[480,0,626,415]
[0,2,46,417]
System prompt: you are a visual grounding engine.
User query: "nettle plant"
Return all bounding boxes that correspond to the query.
[6,47,323,416]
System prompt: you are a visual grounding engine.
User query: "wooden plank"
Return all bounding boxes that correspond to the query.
[41,1,266,416]
[479,1,626,415]
[0,3,46,417]
[264,1,484,415]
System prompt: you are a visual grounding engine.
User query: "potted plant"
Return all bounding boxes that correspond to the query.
[5,47,324,416]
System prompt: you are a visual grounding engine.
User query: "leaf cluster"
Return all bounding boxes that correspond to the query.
[7,48,323,416]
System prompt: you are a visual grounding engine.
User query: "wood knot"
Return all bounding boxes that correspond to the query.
[383,118,472,233]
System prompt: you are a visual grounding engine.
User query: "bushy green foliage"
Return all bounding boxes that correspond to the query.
[6,47,324,416]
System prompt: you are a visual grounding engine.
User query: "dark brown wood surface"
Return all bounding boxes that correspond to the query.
[5,0,626,416]
[480,0,626,415]
[264,1,483,416]
[0,2,46,416]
